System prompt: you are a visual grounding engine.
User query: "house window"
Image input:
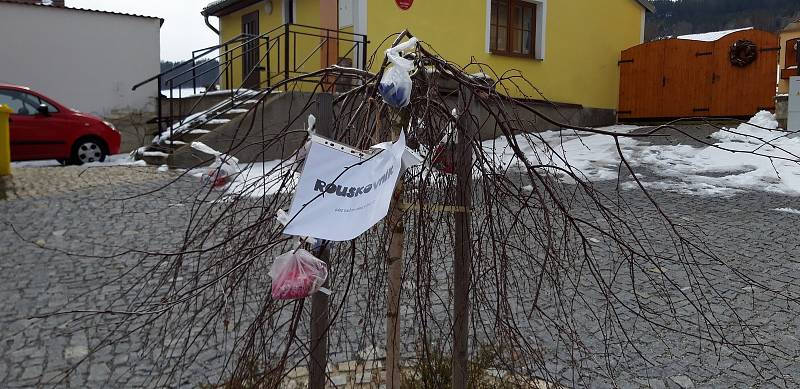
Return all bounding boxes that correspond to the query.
[490,0,536,57]
[786,38,799,69]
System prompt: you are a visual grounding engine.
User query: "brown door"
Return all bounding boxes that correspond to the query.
[662,39,714,117]
[710,30,779,117]
[242,11,261,89]
[618,41,667,119]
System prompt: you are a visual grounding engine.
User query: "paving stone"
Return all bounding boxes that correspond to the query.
[1,165,800,388]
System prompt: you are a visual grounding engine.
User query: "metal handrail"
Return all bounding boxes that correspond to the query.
[135,23,369,140]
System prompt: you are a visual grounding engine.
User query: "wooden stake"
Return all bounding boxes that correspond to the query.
[452,90,475,389]
[386,110,408,389]
[386,185,405,389]
[309,93,334,389]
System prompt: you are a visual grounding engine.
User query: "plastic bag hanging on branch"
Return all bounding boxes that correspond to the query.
[269,249,329,300]
[378,38,418,108]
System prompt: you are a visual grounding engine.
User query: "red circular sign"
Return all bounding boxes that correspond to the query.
[395,0,413,10]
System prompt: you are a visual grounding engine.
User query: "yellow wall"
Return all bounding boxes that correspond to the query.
[218,1,286,89]
[778,29,800,94]
[367,0,644,109]
[216,0,645,109]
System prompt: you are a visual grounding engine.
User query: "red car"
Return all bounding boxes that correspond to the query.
[0,84,121,164]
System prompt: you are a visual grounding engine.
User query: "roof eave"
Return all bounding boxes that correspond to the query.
[636,0,656,13]
[202,0,261,17]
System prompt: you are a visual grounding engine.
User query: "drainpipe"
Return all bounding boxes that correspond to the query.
[204,14,220,35]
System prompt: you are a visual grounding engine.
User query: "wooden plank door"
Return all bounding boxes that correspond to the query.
[710,30,780,117]
[242,11,261,90]
[661,39,714,117]
[618,41,667,119]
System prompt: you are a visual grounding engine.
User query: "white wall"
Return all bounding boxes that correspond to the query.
[0,3,160,116]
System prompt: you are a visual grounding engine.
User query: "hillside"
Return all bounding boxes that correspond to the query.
[159,59,220,92]
[645,0,800,41]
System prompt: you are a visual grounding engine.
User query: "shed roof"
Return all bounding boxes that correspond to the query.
[0,0,163,22]
[203,0,656,17]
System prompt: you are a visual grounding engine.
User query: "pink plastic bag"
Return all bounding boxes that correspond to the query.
[269,249,328,300]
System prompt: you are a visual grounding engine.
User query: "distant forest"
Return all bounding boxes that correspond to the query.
[159,60,220,91]
[646,0,800,41]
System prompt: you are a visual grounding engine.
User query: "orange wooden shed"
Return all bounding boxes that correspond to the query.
[618,28,780,121]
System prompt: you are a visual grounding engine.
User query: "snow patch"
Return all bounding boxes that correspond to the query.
[678,27,752,42]
[225,160,297,198]
[207,118,231,125]
[774,207,800,215]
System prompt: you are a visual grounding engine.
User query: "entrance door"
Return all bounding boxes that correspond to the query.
[242,11,261,90]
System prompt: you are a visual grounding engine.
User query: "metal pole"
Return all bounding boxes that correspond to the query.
[266,36,272,88]
[156,75,163,135]
[452,89,474,389]
[0,104,12,177]
[309,92,334,389]
[192,56,197,94]
[361,35,368,71]
[168,79,174,148]
[284,24,291,83]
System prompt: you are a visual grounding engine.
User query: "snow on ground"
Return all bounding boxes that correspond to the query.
[206,118,231,125]
[199,112,800,199]
[482,124,639,182]
[482,112,800,196]
[226,160,297,197]
[773,207,800,215]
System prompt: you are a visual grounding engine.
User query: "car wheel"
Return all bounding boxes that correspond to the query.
[70,139,107,165]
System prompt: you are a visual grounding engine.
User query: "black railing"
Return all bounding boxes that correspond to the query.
[133,24,369,145]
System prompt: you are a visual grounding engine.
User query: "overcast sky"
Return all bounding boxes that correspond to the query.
[70,0,219,62]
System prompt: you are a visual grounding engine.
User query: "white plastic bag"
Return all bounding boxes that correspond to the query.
[192,141,241,189]
[268,249,328,300]
[202,154,240,189]
[378,38,418,108]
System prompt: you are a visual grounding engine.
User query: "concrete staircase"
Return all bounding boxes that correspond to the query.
[134,90,263,166]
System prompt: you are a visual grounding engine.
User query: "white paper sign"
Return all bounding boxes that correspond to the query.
[283,132,406,241]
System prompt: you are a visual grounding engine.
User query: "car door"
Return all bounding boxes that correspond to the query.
[0,89,69,160]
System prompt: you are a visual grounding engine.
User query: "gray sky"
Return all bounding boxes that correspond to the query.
[70,0,219,62]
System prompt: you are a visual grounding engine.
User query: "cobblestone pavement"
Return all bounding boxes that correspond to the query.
[1,164,799,388]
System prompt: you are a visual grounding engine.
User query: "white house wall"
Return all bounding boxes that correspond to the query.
[0,3,160,116]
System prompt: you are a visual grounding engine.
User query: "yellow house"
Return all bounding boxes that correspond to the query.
[201,0,654,114]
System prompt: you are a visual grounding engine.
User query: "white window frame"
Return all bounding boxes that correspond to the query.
[485,0,547,60]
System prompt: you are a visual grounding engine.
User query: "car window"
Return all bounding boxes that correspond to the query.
[0,90,59,115]
[0,90,39,115]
